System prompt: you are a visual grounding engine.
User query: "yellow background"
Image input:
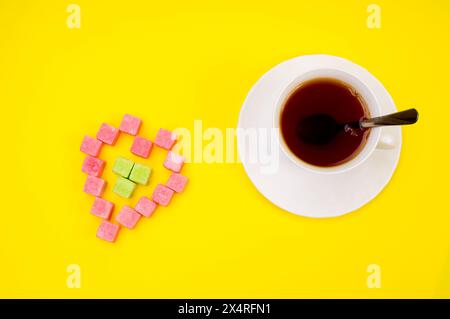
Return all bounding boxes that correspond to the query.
[1,0,449,298]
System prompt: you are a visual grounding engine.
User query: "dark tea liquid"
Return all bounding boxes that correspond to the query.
[280,78,370,167]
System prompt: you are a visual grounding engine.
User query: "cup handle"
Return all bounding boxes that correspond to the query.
[376,130,398,150]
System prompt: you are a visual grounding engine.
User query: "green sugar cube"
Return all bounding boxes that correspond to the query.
[113,176,136,198]
[112,157,134,178]
[129,163,152,185]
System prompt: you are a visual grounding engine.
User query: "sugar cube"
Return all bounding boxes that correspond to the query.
[135,196,157,218]
[83,176,106,197]
[96,221,120,242]
[130,136,152,158]
[91,197,114,219]
[116,206,141,229]
[129,163,151,185]
[166,173,188,193]
[112,157,134,178]
[152,184,174,206]
[120,114,142,135]
[154,128,177,150]
[113,176,136,198]
[163,151,185,173]
[97,123,119,145]
[82,155,105,177]
[80,135,102,157]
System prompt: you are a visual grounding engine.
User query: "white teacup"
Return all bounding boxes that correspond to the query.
[273,66,398,174]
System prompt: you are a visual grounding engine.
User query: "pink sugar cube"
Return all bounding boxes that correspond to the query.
[135,196,157,218]
[80,135,102,157]
[152,184,174,206]
[166,173,188,193]
[116,206,141,229]
[91,197,114,219]
[96,221,120,242]
[120,114,142,135]
[97,123,119,145]
[154,128,177,150]
[83,176,106,197]
[82,155,105,177]
[163,151,185,173]
[131,136,152,158]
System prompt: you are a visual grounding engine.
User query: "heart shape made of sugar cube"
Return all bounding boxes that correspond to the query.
[80,114,188,243]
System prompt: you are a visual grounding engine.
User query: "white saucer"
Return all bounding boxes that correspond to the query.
[237,55,401,218]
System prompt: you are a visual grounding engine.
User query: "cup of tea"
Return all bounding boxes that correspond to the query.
[273,67,398,174]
